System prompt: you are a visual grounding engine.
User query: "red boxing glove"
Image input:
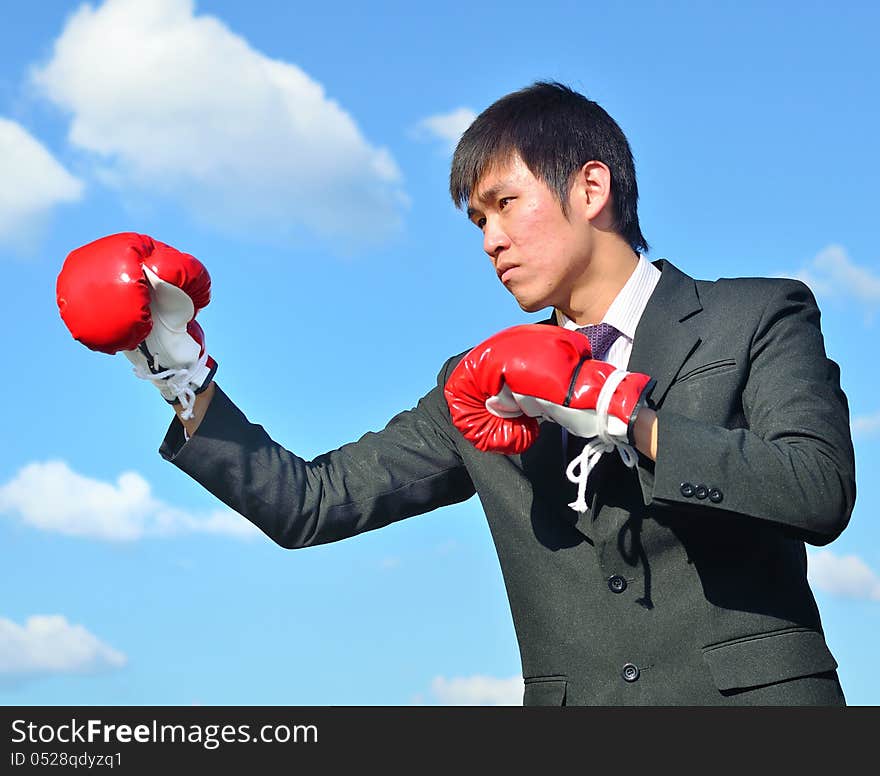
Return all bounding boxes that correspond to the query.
[57,232,156,354]
[444,324,654,511]
[443,325,587,454]
[56,233,217,418]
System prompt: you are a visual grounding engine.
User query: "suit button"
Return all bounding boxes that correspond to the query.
[680,482,695,497]
[622,663,640,683]
[608,575,627,594]
[694,484,708,500]
[709,488,723,503]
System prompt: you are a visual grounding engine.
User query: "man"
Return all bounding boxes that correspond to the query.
[57,82,856,705]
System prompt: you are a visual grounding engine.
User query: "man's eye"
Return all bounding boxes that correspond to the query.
[475,217,486,229]
[499,197,512,210]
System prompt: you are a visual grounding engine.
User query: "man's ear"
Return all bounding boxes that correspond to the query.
[572,160,613,225]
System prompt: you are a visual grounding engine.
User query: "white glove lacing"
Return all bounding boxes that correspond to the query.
[565,368,638,513]
[131,349,209,421]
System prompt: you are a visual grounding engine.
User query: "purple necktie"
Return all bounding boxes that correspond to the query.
[577,322,620,361]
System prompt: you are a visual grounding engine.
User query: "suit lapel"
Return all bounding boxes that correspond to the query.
[627,259,703,408]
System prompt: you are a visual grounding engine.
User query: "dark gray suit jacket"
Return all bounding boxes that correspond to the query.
[160,260,856,705]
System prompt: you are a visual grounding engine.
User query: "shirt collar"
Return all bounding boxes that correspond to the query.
[555,254,661,340]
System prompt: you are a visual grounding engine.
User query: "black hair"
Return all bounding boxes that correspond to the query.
[450,81,648,254]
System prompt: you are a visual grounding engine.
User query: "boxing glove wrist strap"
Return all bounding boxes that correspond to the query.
[129,348,211,420]
[565,368,638,513]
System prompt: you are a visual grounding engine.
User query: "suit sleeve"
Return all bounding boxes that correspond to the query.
[649,280,856,545]
[158,359,476,548]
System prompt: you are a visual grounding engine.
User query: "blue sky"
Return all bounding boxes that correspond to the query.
[1,0,878,706]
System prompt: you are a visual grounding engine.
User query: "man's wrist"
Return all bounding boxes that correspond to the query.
[176,380,216,439]
[631,407,658,461]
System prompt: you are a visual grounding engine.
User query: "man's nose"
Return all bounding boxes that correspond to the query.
[483,217,510,260]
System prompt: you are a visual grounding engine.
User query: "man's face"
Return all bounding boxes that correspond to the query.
[467,153,593,313]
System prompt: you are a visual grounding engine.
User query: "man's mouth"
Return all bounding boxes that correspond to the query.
[497,264,519,284]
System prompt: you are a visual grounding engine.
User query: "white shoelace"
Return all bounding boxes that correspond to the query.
[131,350,209,421]
[565,368,638,513]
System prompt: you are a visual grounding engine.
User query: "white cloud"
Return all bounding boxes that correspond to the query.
[0,459,260,541]
[413,107,477,152]
[0,615,126,681]
[31,0,405,244]
[808,549,880,601]
[778,245,880,309]
[852,411,880,438]
[0,118,83,247]
[428,674,523,705]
